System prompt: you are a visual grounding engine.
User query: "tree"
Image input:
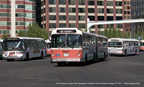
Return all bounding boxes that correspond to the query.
[18,30,27,37]
[18,22,49,40]
[117,29,123,38]
[2,33,8,39]
[104,28,108,37]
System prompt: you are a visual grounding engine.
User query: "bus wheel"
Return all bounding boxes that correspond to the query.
[7,59,14,62]
[124,50,127,56]
[101,53,106,61]
[25,53,29,61]
[135,50,137,55]
[57,62,65,66]
[84,54,87,65]
[40,51,43,59]
[93,53,96,62]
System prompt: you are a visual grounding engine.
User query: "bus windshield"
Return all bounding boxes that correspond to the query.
[140,42,144,46]
[108,42,122,47]
[3,40,23,51]
[51,34,82,48]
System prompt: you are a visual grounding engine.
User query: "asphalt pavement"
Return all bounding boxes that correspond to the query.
[0,52,144,87]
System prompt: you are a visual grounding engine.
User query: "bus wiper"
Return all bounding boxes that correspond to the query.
[59,42,66,48]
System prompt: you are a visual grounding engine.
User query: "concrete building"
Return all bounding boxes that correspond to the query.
[131,0,144,33]
[41,0,125,34]
[124,0,131,32]
[0,0,36,38]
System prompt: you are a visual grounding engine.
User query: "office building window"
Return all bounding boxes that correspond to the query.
[88,1,94,5]
[78,0,85,5]
[69,0,75,5]
[49,0,56,4]
[59,0,66,5]
[88,8,95,13]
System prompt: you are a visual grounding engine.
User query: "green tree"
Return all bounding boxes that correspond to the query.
[41,26,49,40]
[104,28,108,37]
[18,30,27,37]
[98,29,103,35]
[108,28,112,38]
[116,29,122,38]
[18,22,49,40]
[2,33,8,39]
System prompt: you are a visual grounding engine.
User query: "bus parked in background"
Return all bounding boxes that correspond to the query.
[51,28,108,66]
[45,39,51,55]
[0,39,3,59]
[108,38,139,56]
[3,37,47,61]
[140,40,144,51]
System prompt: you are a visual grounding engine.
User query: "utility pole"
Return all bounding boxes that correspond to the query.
[11,0,16,37]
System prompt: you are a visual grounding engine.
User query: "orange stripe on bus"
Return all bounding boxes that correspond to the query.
[51,49,82,58]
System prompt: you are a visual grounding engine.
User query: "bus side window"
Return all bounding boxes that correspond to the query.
[134,42,138,46]
[82,34,86,45]
[102,38,107,46]
[98,37,102,46]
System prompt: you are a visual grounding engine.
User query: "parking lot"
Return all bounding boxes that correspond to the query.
[0,52,144,87]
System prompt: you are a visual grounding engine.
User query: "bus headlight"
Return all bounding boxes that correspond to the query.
[52,54,54,56]
[77,54,81,57]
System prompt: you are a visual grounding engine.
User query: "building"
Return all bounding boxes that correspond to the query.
[124,0,131,32]
[41,0,126,34]
[0,0,36,38]
[131,0,144,33]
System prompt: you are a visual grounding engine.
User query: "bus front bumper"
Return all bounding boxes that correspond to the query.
[108,51,125,55]
[51,58,81,63]
[3,55,23,60]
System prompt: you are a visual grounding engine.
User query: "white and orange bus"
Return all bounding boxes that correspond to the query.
[140,40,144,51]
[45,39,51,55]
[51,28,108,66]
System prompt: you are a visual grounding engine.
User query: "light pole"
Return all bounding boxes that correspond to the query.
[11,0,16,37]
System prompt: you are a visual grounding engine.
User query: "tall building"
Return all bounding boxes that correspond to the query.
[124,0,131,32]
[131,0,144,33]
[41,0,125,34]
[0,0,36,38]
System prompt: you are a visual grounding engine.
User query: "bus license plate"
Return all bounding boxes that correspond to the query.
[64,54,69,57]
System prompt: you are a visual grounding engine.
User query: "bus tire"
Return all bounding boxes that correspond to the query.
[57,62,66,66]
[57,62,62,66]
[25,53,29,61]
[93,53,96,62]
[101,53,106,61]
[84,54,87,65]
[7,59,14,62]
[124,50,127,56]
[40,51,43,59]
[135,50,137,55]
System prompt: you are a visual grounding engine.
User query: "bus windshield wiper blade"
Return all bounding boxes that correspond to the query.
[59,42,66,48]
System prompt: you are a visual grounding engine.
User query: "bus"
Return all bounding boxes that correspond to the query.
[108,38,139,56]
[45,39,51,55]
[51,28,108,66]
[140,40,144,51]
[0,39,3,59]
[2,37,47,61]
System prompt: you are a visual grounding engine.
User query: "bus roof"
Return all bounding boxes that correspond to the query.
[52,28,107,39]
[52,28,82,35]
[4,37,44,41]
[108,38,139,42]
